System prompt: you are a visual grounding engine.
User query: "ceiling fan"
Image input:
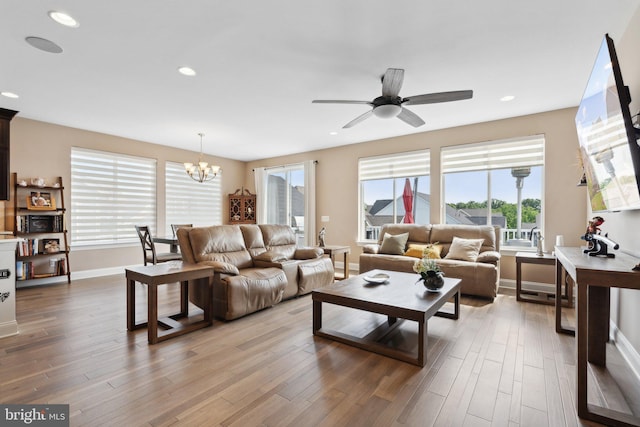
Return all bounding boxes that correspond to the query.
[312,68,473,128]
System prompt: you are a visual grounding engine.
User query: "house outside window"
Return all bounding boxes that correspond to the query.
[165,161,222,235]
[70,147,156,246]
[441,135,545,247]
[358,150,430,241]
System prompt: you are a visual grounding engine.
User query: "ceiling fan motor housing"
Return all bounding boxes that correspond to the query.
[372,96,402,118]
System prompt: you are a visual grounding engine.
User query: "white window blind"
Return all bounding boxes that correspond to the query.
[71,147,156,246]
[359,149,430,180]
[165,161,222,235]
[441,135,545,173]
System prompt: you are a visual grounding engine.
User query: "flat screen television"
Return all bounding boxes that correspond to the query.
[575,34,640,212]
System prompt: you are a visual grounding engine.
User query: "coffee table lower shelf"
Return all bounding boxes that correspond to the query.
[312,270,460,367]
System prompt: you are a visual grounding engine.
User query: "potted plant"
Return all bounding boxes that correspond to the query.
[413,257,445,292]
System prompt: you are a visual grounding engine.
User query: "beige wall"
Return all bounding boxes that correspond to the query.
[4,117,246,274]
[246,107,588,284]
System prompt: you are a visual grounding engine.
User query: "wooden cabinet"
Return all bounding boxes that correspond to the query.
[13,173,71,284]
[228,188,256,224]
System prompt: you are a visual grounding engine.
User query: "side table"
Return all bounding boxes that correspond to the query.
[321,245,351,280]
[126,262,214,344]
[515,251,572,306]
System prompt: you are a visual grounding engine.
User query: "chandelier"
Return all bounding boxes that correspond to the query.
[184,133,221,182]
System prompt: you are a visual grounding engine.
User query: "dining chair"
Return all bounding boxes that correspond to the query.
[135,225,182,266]
[171,224,193,237]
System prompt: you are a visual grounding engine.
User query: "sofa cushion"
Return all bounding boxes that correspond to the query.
[377,224,431,246]
[379,232,409,255]
[259,224,297,259]
[188,225,254,269]
[445,237,484,262]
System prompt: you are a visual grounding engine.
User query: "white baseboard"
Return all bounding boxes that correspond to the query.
[610,321,640,383]
[71,265,131,280]
[500,278,555,293]
[0,320,18,338]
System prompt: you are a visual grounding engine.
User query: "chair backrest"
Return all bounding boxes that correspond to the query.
[135,225,156,265]
[171,224,193,237]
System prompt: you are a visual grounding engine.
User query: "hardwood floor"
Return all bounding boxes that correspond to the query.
[0,275,635,426]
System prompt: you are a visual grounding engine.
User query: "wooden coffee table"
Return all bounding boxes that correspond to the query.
[312,269,461,366]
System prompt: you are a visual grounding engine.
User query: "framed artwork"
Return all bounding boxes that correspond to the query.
[27,191,56,210]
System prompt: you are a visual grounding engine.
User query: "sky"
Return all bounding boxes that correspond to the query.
[362,167,543,206]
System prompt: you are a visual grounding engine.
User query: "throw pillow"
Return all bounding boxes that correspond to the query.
[379,232,409,255]
[404,243,442,259]
[444,237,484,262]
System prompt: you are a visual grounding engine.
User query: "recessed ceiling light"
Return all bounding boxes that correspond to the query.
[1,92,19,99]
[48,11,79,28]
[329,131,338,136]
[25,36,63,54]
[178,66,196,77]
[500,95,515,102]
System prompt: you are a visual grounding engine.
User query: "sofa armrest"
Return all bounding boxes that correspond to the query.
[200,260,240,275]
[294,247,323,260]
[476,251,501,264]
[362,244,380,254]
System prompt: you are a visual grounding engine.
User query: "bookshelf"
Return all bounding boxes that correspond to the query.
[13,173,70,284]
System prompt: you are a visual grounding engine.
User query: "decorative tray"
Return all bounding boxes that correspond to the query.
[363,273,390,284]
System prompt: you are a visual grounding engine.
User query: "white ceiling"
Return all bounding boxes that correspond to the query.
[1,1,639,161]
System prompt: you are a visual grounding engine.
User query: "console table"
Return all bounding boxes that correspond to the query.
[515,251,573,306]
[554,246,640,426]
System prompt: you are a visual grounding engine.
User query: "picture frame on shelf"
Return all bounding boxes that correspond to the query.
[41,238,61,254]
[26,191,56,210]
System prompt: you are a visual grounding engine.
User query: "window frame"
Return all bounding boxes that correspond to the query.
[441,135,545,247]
[358,149,431,242]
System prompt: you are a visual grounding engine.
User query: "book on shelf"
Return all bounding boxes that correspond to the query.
[16,258,67,280]
[16,214,63,233]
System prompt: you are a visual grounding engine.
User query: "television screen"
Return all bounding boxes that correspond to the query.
[575,34,640,212]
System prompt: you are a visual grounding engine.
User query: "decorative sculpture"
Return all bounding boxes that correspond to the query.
[581,216,619,258]
[318,227,326,247]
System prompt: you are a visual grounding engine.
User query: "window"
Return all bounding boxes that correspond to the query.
[254,161,316,247]
[441,135,545,247]
[359,150,430,241]
[71,147,156,246]
[165,161,222,235]
[264,164,305,245]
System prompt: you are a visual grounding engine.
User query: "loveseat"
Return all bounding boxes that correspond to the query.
[177,224,334,320]
[359,224,501,300]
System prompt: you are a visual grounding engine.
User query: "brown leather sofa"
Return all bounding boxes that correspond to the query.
[359,224,501,300]
[177,224,334,320]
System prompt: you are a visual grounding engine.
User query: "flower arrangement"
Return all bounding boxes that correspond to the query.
[413,254,444,291]
[413,258,441,278]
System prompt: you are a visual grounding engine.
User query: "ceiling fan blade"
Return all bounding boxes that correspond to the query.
[312,100,372,105]
[381,68,404,97]
[397,107,425,127]
[403,90,473,105]
[343,110,374,128]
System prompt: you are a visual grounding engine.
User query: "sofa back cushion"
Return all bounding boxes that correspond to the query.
[430,224,497,257]
[259,224,297,259]
[187,225,253,268]
[377,224,431,249]
[240,224,267,258]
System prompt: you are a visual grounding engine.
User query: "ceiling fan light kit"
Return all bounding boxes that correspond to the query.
[313,68,473,128]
